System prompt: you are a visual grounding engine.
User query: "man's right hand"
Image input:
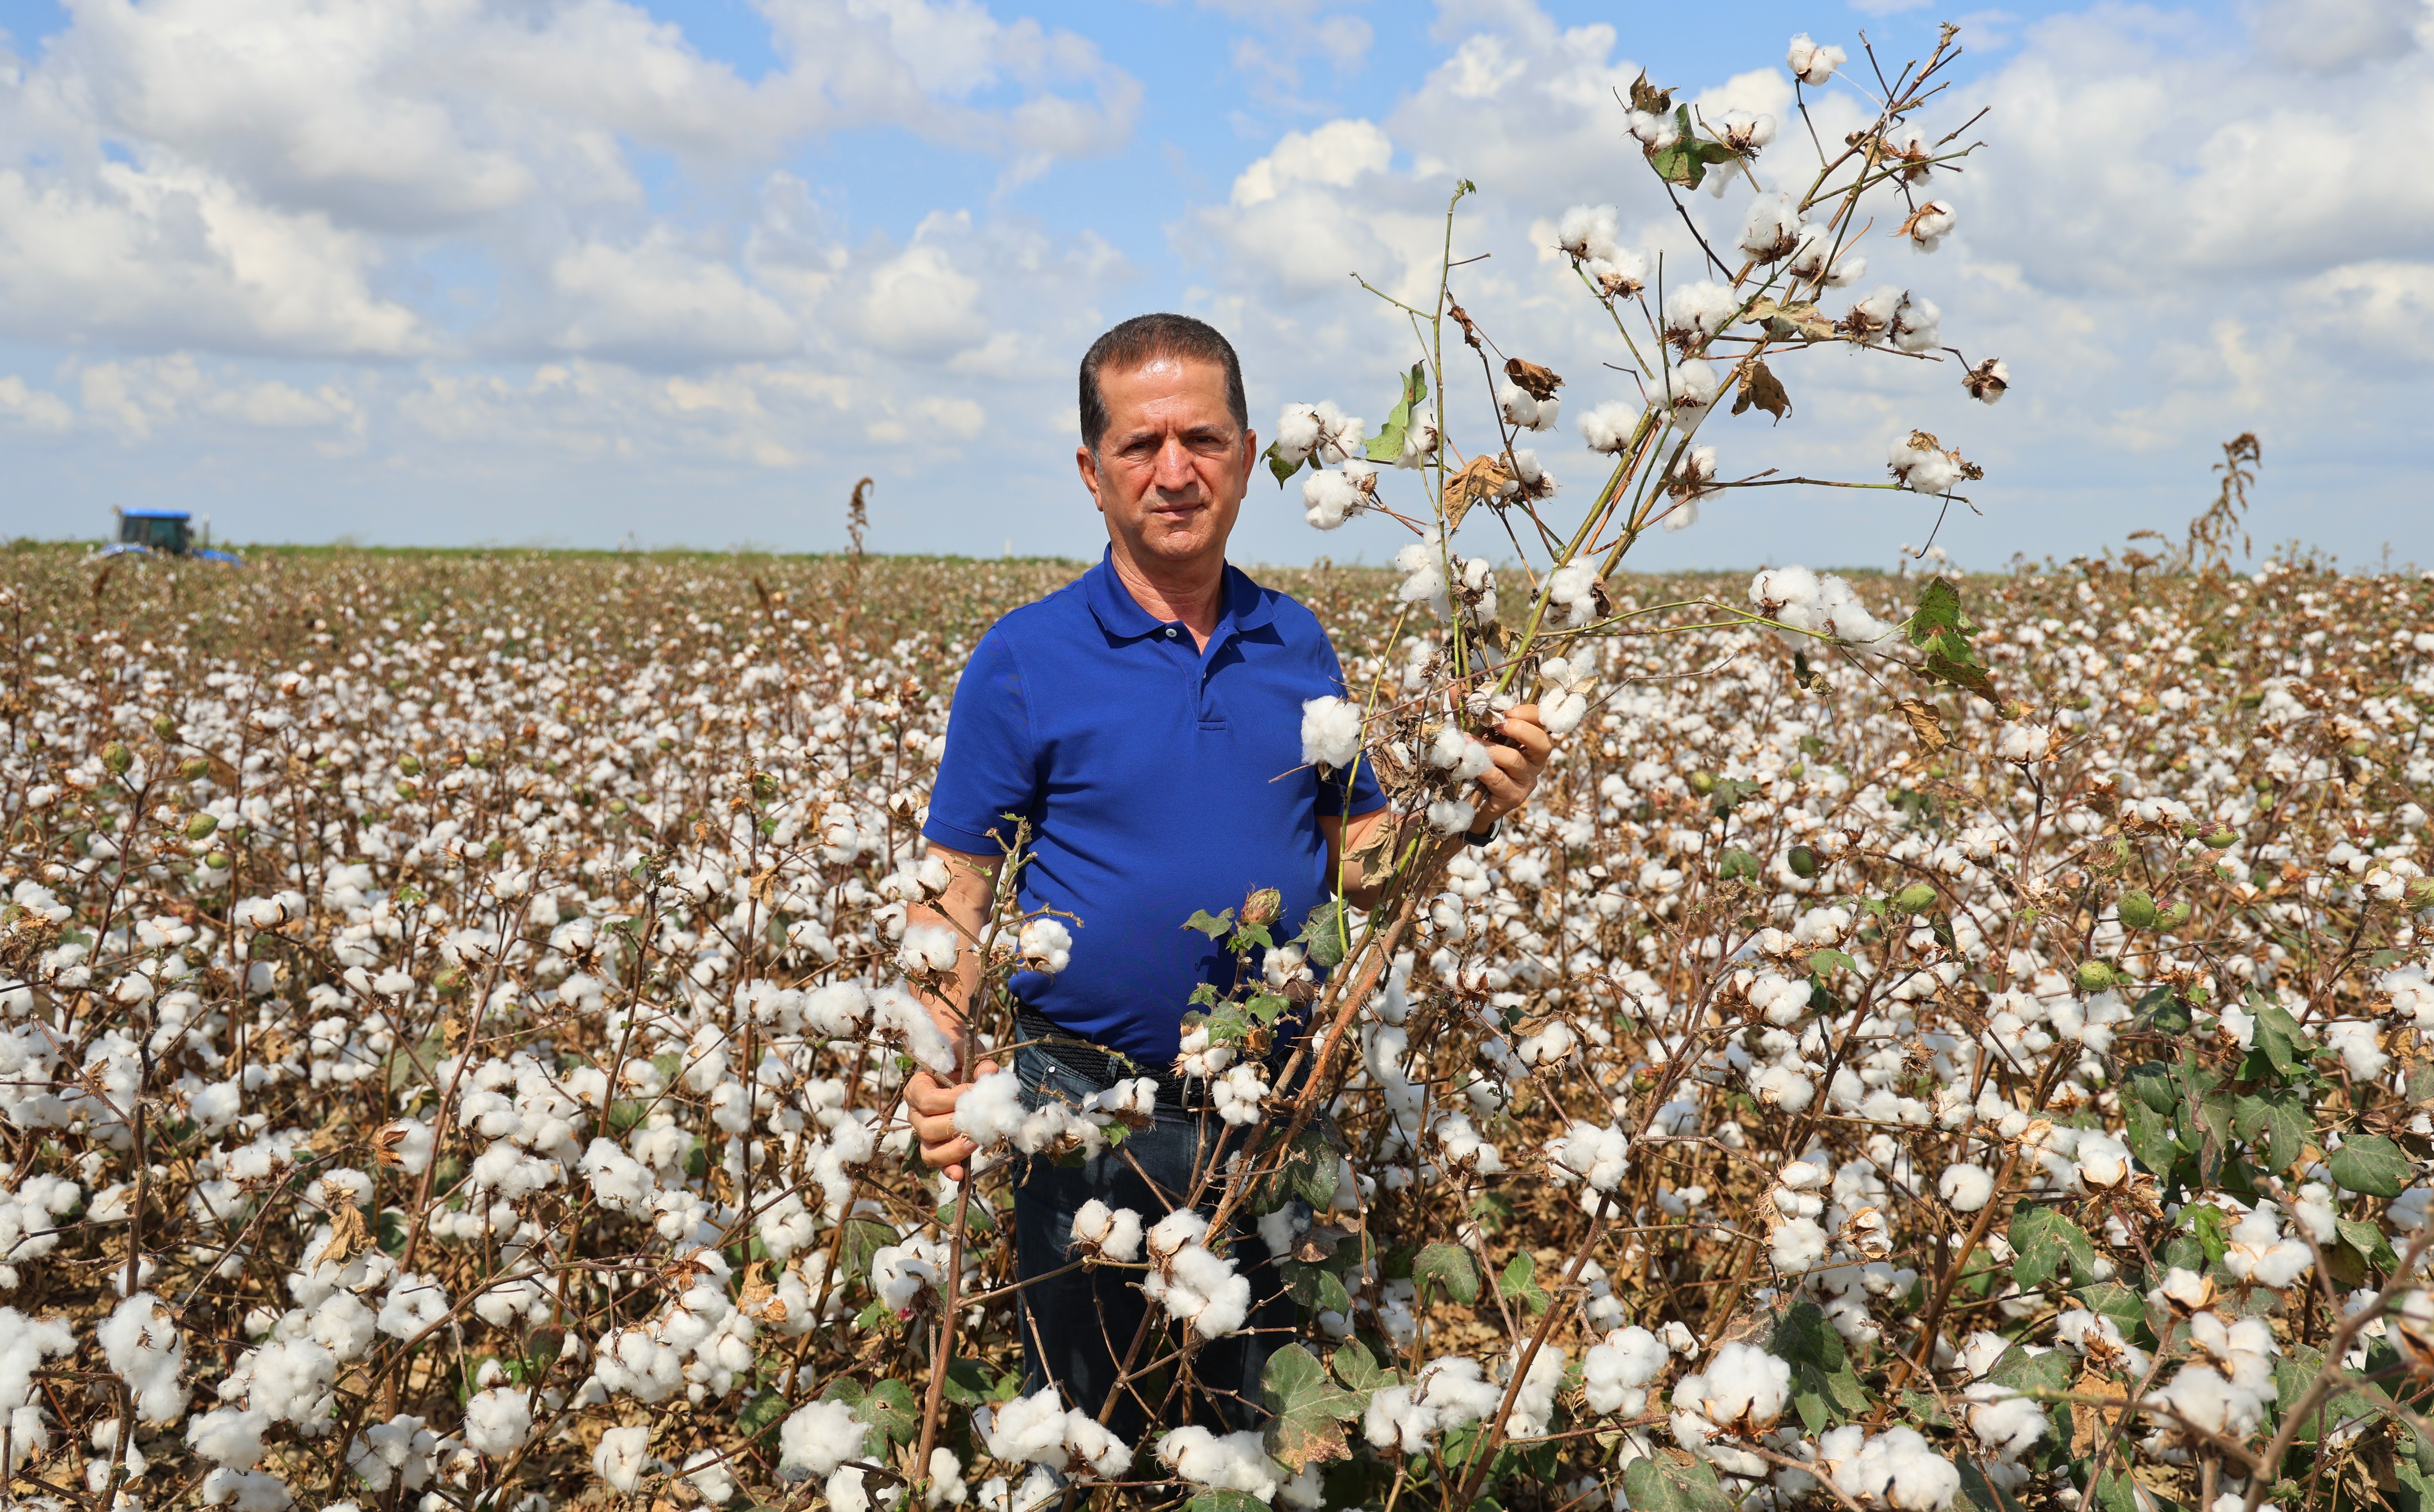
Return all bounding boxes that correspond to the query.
[906,1059,999,1182]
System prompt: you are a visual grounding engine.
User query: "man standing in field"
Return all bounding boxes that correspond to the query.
[902,314,1552,1435]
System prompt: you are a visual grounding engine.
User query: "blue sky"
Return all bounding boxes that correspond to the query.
[0,0,2424,572]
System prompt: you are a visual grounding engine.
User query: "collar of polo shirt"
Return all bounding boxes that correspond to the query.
[1081,549,1276,647]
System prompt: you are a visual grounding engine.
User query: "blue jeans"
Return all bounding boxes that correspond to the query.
[1011,1042,1298,1439]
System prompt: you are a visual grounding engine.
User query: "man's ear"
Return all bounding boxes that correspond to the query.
[1075,444,1106,513]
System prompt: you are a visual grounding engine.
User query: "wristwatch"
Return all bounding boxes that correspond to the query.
[1464,819,1499,847]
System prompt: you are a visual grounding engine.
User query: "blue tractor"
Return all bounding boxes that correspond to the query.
[98,509,242,564]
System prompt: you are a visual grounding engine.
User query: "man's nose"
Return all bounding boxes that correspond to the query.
[1151,436,1200,493]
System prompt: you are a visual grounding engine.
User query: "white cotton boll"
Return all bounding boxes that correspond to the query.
[100,1291,189,1424]
[1301,696,1364,771]
[1063,1410,1133,1478]
[1158,1426,1279,1499]
[1891,293,1943,353]
[953,1068,1026,1149]
[1652,361,1720,417]
[1663,499,1699,531]
[2077,1133,2133,1190]
[1557,204,1626,264]
[1684,1341,1792,1430]
[1273,404,1322,464]
[462,1387,530,1456]
[1497,382,1540,430]
[897,923,959,974]
[1848,286,1903,343]
[2324,1020,2391,1080]
[804,982,872,1038]
[923,1446,966,1508]
[1017,917,1073,975]
[2295,1182,2340,1244]
[1753,1063,1814,1112]
[779,1398,869,1481]
[1311,401,1363,463]
[1581,400,1640,455]
[1738,193,1802,261]
[1996,723,2051,762]
[593,1424,653,1493]
[1771,1217,1830,1273]
[1965,1384,2047,1456]
[1939,1164,1995,1212]
[376,1272,450,1341]
[1303,469,1362,531]
[1546,1121,1631,1192]
[1585,250,1649,299]
[1628,108,1681,151]
[1716,110,1776,153]
[1788,33,1846,85]
[1890,438,1963,496]
[200,1468,293,1510]
[1069,1199,1145,1263]
[1427,797,1478,835]
[1148,1209,1210,1260]
[1663,282,1738,342]
[1907,200,1957,252]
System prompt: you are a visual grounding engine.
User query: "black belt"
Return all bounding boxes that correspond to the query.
[1013,1005,1305,1112]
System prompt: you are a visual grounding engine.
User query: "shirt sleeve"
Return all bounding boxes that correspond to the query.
[1312,635,1387,820]
[922,628,1042,855]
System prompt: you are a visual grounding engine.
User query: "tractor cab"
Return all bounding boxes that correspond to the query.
[116,510,191,554]
[99,509,241,563]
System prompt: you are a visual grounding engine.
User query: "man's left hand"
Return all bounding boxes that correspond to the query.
[1473,704,1554,827]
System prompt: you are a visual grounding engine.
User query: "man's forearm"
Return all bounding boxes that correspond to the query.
[907,896,987,1040]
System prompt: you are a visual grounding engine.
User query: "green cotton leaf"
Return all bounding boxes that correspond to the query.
[736,1390,791,1442]
[2122,1096,2181,1179]
[1924,651,2000,704]
[1332,1339,1391,1392]
[2125,1061,2178,1115]
[1296,898,1350,971]
[1806,947,1856,976]
[1765,1301,1868,1432]
[2230,1086,2314,1175]
[1988,1343,2073,1397]
[2339,1216,2401,1275]
[1184,908,1235,939]
[940,1356,996,1407]
[2009,1206,2097,1293]
[1362,363,1428,464]
[2251,1005,2318,1079]
[2331,1134,2412,1198]
[1260,1343,1364,1471]
[840,1216,895,1282]
[1189,1493,1272,1512]
[1904,577,1979,652]
[1265,442,1307,486]
[1413,1242,1480,1305]
[1622,1455,1735,1512]
[1281,1260,1355,1317]
[2272,1343,2391,1443]
[1257,1122,1346,1214]
[2187,1204,2232,1268]
[1497,1253,1551,1314]
[854,1378,920,1448]
[2073,1281,2151,1344]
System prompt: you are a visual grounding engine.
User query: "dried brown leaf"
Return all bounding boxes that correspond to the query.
[1894,697,1949,752]
[1503,357,1563,400]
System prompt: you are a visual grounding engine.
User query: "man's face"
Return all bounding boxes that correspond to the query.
[1077,354,1254,573]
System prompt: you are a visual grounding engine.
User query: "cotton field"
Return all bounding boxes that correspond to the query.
[1,539,2430,1512]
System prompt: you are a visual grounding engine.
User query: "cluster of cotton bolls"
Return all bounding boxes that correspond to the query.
[1748,566,1903,650]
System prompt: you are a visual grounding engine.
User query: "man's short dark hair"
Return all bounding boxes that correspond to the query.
[1078,314,1248,454]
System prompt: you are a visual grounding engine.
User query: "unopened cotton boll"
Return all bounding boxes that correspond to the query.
[1788,32,1846,84]
[1301,696,1364,771]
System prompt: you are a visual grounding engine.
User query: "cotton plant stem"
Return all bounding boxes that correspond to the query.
[1449,1200,1614,1509]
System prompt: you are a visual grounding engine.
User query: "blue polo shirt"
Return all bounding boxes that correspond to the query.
[921,550,1385,1068]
